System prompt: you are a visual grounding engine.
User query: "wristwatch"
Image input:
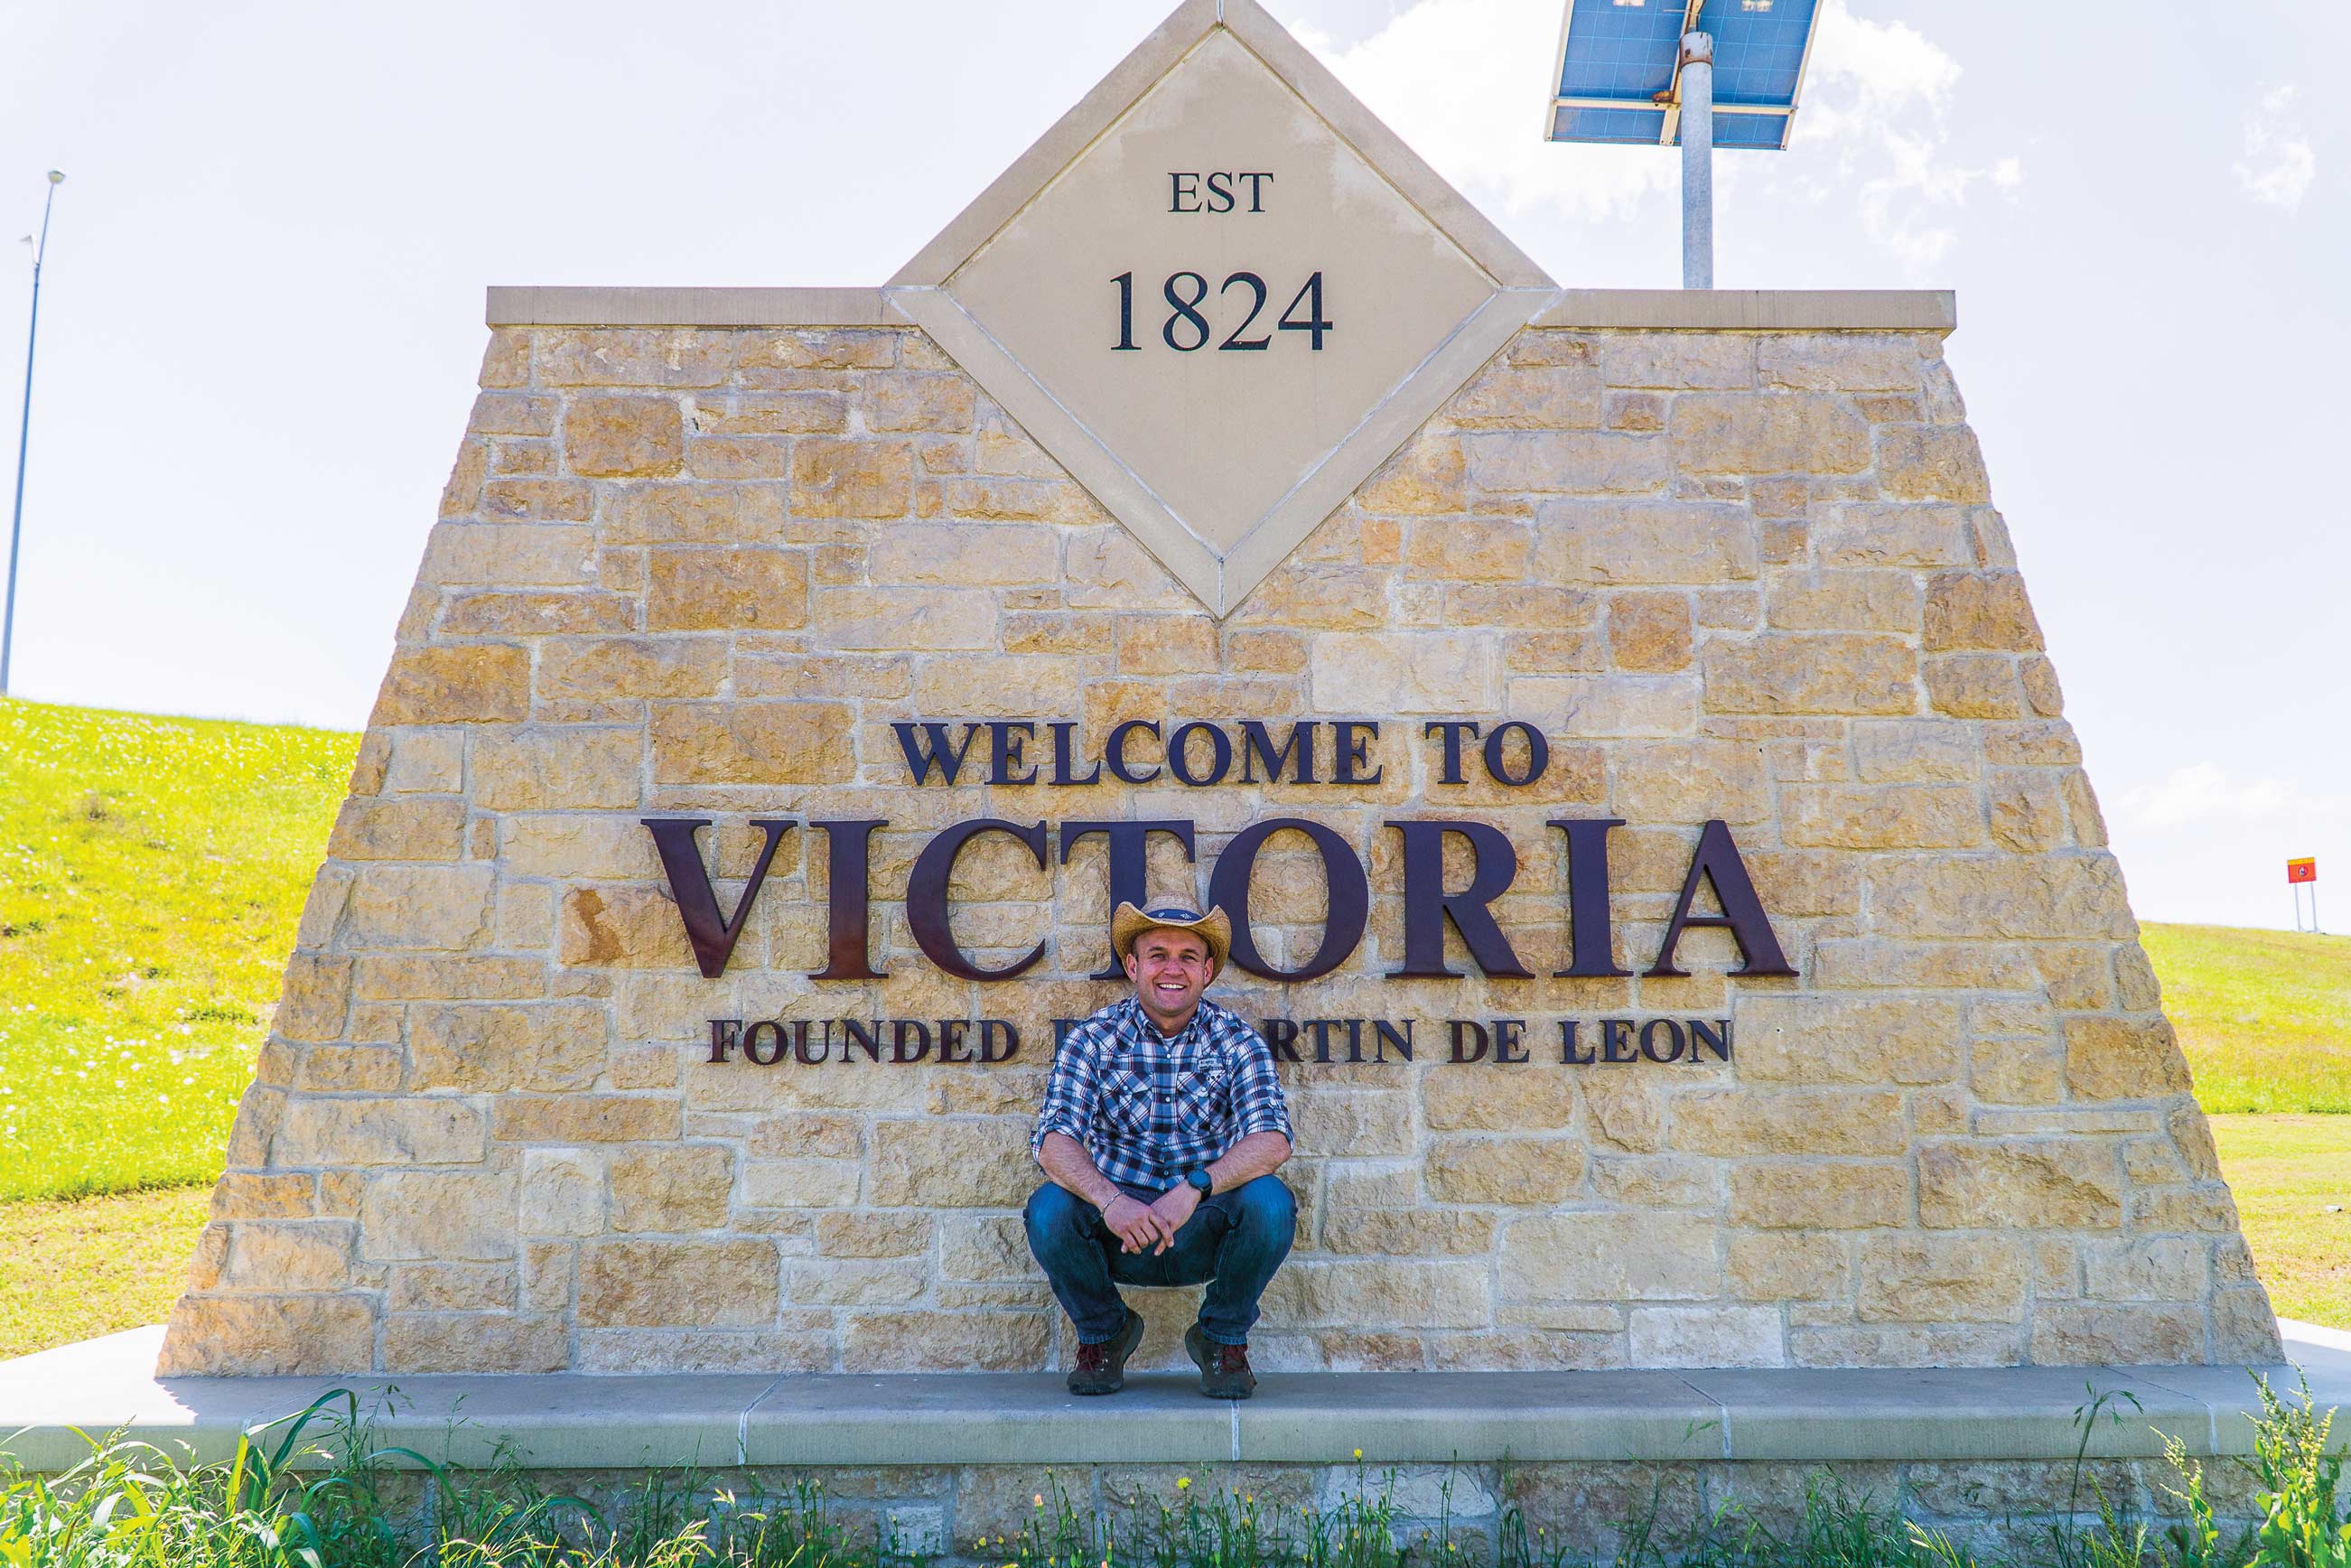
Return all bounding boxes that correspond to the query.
[1182,1168,1214,1196]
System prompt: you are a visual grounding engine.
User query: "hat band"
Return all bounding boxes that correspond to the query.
[1143,907,1208,923]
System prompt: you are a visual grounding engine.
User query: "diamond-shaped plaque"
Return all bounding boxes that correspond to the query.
[889,0,1558,615]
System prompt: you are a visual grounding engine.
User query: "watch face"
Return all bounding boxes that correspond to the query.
[1187,1170,1211,1192]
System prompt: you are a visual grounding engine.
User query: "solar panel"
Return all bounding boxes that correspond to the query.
[1545,0,1822,149]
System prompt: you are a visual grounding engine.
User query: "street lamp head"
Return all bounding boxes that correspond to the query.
[46,172,64,184]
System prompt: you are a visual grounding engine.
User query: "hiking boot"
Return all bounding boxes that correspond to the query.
[1068,1309,1144,1395]
[1185,1321,1256,1400]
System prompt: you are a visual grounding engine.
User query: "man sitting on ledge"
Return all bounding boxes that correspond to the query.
[1026,901,1296,1399]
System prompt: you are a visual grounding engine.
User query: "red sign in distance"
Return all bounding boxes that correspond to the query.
[2288,858,2318,885]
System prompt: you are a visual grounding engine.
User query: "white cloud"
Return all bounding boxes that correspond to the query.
[1290,0,1674,225]
[1291,0,2019,275]
[2234,83,2316,212]
[2117,761,2345,830]
[1780,0,2020,274]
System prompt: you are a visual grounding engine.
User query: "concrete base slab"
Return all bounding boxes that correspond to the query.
[4,1324,2346,1475]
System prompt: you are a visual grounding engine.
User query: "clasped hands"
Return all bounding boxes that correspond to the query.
[1101,1184,1200,1255]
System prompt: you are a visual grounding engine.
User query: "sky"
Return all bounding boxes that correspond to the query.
[2,0,2345,931]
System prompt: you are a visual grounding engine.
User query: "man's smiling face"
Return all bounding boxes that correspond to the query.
[1123,928,1215,1033]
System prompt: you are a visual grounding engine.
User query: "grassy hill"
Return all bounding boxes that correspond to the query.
[2141,922,2351,1113]
[0,697,355,1201]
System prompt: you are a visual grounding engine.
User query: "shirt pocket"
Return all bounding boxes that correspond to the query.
[1102,1063,1158,1135]
[1175,1059,1233,1135]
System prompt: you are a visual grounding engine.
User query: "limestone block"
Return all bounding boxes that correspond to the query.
[1321,1209,1498,1255]
[1404,518,1530,582]
[1357,434,1466,513]
[578,1239,781,1327]
[361,1171,518,1264]
[1727,1164,1907,1229]
[869,521,1059,587]
[1589,1154,1715,1209]
[868,1119,1037,1208]
[389,1262,517,1312]
[650,702,855,785]
[1497,1213,1715,1300]
[1309,631,1496,713]
[1855,1237,2029,1321]
[1509,675,1696,738]
[480,478,592,523]
[698,391,847,435]
[1783,785,1984,850]
[1877,426,1991,502]
[471,729,641,812]
[1735,994,1963,1085]
[1424,1138,1583,1203]
[408,1003,608,1093]
[1672,1090,1905,1156]
[276,1097,487,1167]
[274,954,353,1043]
[791,439,914,518]
[383,1312,569,1374]
[2084,1237,2208,1302]
[609,1145,735,1232]
[1924,654,2029,718]
[1923,571,2043,651]
[604,482,789,546]
[493,1094,683,1143]
[423,522,599,588]
[2064,1015,2194,1100]
[1612,740,1771,824]
[814,587,996,650]
[1421,1067,1575,1131]
[1670,394,1870,474]
[1757,334,1924,392]
[212,1172,316,1220]
[1535,500,1755,584]
[564,396,685,478]
[470,392,557,438]
[2028,1303,2201,1364]
[1291,1091,1413,1156]
[646,547,811,631]
[1766,572,1920,634]
[219,1219,356,1292]
[156,1296,376,1376]
[935,477,1102,525]
[1628,1305,1785,1367]
[862,372,975,433]
[1447,363,1603,428]
[1598,332,1754,389]
[558,887,695,970]
[1605,593,1694,672]
[520,1149,605,1237]
[439,590,636,639]
[537,328,734,387]
[1264,1259,1490,1327]
[1463,432,1670,494]
[1727,1233,1847,1301]
[1850,720,1978,782]
[1812,503,1978,569]
[1700,635,1915,715]
[1865,854,2133,940]
[740,1158,863,1209]
[1917,1142,2123,1229]
[1117,615,1221,677]
[326,798,469,863]
[841,1311,1052,1372]
[1581,1078,1668,1152]
[374,645,531,725]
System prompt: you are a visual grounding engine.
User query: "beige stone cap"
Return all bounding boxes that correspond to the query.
[1,1323,2337,1471]
[1535,288,1956,332]
[484,285,1955,332]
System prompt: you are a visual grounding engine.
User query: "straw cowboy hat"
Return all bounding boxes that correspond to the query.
[1109,901,1232,975]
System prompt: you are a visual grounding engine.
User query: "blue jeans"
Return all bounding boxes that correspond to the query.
[1024,1176,1297,1347]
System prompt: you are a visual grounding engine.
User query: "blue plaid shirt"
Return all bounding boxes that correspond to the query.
[1031,997,1292,1190]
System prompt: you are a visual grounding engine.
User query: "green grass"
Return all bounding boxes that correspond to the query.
[0,1185,211,1360]
[0,696,355,1202]
[2143,922,2351,1115]
[2209,1115,2351,1330]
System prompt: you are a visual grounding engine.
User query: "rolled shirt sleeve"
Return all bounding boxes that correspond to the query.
[1031,1021,1106,1159]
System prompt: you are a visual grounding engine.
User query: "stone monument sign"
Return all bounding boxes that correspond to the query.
[161,0,2280,1378]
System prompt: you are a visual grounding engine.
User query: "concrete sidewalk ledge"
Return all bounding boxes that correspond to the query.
[5,1325,2347,1477]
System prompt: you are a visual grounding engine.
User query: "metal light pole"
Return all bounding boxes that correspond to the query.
[1678,31,1714,289]
[3,170,65,700]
